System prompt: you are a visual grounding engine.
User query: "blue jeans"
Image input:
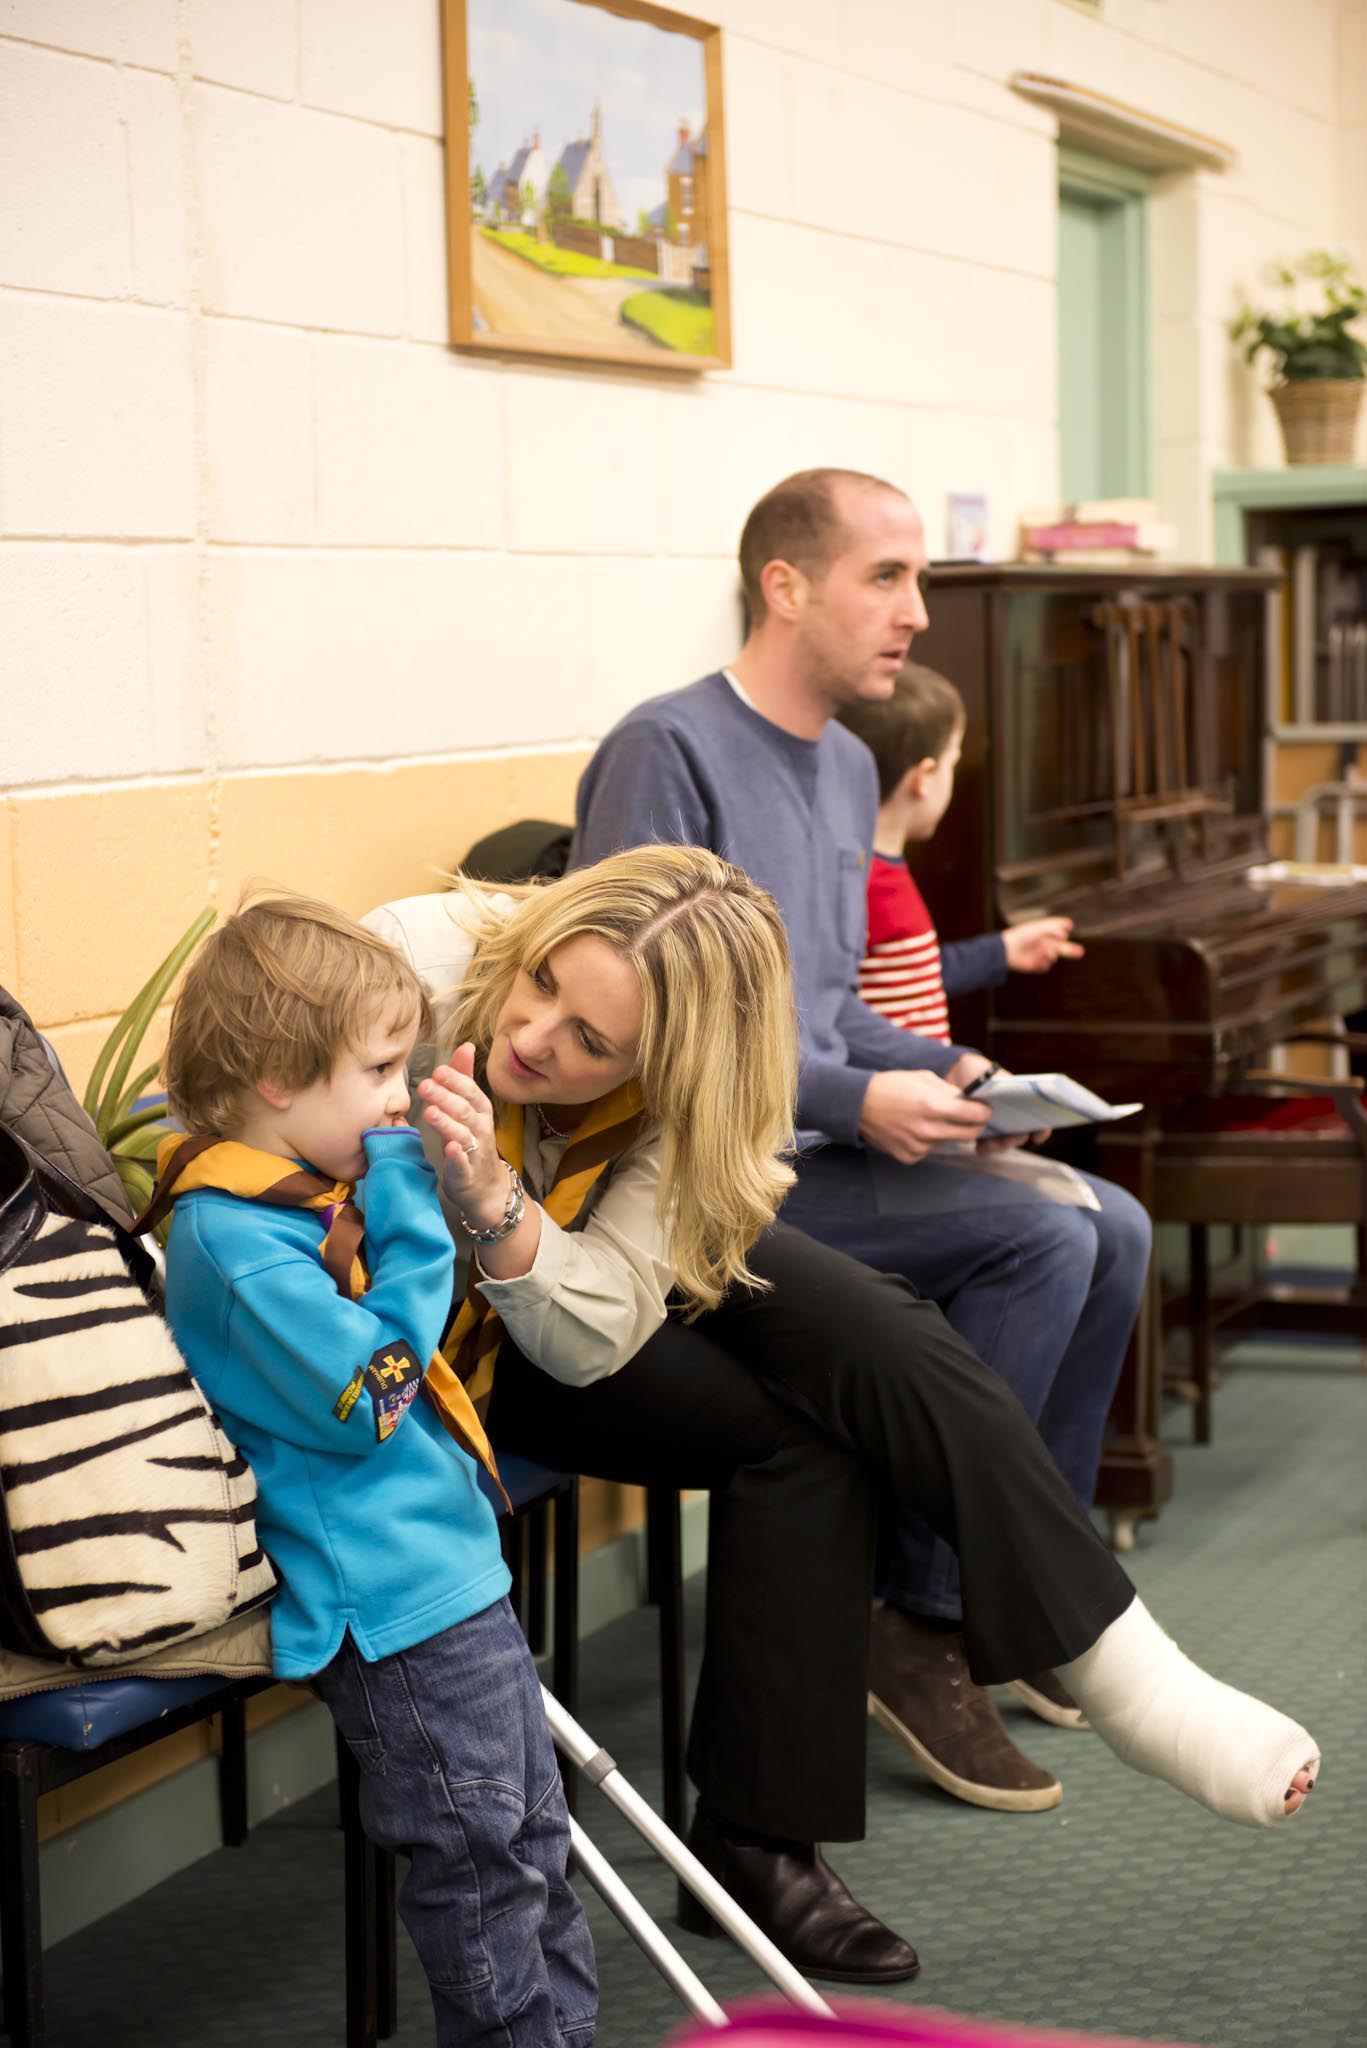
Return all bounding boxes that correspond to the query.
[315,1599,597,2047]
[781,1146,1151,1624]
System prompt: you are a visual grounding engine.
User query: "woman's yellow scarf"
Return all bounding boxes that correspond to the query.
[430,1079,649,1420]
[137,1133,506,1504]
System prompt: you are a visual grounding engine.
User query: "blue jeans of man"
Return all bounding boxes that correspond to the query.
[314,1598,597,2048]
[780,1146,1151,1623]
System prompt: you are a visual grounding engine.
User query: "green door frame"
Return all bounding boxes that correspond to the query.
[1057,145,1153,501]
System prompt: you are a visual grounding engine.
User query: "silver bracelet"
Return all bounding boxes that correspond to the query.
[458,1163,526,1244]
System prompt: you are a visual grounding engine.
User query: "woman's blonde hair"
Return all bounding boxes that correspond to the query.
[450,846,799,1316]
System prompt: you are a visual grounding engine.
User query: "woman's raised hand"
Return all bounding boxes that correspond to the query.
[418,1045,510,1232]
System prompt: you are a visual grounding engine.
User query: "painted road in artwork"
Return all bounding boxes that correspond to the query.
[472,232,678,357]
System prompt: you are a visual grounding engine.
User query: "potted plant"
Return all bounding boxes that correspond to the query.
[1232,248,1367,465]
[84,909,216,1228]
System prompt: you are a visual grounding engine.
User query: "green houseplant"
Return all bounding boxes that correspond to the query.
[1232,248,1367,465]
[83,909,216,1226]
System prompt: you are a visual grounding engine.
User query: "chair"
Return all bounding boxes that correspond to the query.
[0,1671,273,2046]
[1098,1037,1367,1445]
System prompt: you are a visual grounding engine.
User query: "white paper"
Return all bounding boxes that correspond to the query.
[967,1071,1143,1136]
[929,1142,1103,1208]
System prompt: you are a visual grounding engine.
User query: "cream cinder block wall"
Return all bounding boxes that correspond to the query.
[0,0,1361,1082]
[1341,0,1367,349]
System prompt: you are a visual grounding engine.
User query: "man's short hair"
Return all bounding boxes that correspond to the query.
[164,893,433,1136]
[837,664,966,800]
[739,468,905,622]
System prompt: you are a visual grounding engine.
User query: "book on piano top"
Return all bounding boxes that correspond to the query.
[967,1071,1143,1137]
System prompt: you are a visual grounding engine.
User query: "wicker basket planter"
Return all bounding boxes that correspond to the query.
[1270,378,1364,465]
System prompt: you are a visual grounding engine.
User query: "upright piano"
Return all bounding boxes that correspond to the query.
[909,564,1367,1522]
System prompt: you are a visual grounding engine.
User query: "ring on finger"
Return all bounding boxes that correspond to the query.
[464,1139,478,1156]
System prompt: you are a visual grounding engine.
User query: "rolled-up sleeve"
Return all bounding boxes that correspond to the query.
[474,1140,674,1383]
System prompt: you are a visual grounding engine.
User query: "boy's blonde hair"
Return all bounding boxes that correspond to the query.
[838,662,966,800]
[165,893,433,1136]
[451,846,799,1317]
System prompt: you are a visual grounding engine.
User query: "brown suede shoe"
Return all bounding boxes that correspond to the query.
[1006,1670,1089,1731]
[868,1604,1062,1813]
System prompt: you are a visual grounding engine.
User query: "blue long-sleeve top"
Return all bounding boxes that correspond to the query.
[571,672,971,1147]
[162,1126,509,1679]
[941,931,1008,997]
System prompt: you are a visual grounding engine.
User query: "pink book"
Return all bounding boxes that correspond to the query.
[1020,522,1140,551]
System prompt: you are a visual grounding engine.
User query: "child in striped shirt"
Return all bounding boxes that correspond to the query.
[839,665,1082,1042]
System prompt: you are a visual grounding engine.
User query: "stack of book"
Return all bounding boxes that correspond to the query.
[1018,498,1177,565]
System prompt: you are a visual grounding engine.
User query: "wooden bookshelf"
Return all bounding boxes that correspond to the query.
[1213,466,1367,867]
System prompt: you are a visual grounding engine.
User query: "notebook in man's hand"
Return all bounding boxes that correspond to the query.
[967,1071,1143,1137]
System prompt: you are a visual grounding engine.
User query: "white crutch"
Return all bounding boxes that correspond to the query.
[542,1686,834,2024]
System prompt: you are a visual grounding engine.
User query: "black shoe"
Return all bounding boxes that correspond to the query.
[676,1808,920,1985]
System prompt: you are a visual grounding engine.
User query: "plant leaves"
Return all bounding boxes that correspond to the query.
[93,909,216,1140]
[104,1101,173,1149]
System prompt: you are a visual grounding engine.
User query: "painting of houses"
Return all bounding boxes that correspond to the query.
[665,123,709,254]
[552,107,626,232]
[446,0,730,371]
[487,133,548,224]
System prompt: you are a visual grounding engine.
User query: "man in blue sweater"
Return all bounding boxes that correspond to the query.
[573,467,1151,1822]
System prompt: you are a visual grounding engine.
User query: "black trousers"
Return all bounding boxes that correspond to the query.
[486,1222,1133,1843]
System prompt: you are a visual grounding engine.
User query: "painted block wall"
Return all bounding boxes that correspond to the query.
[0,0,1359,1082]
[1341,0,1367,339]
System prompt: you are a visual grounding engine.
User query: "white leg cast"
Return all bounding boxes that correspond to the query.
[1058,1597,1320,1830]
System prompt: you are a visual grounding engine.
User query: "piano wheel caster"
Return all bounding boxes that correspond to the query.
[1108,1511,1138,1554]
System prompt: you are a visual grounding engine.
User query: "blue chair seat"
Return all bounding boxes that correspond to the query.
[478,1450,570,1516]
[0,1673,229,1750]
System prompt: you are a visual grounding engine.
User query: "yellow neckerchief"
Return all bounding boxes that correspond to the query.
[136,1133,506,1505]
[429,1079,649,1420]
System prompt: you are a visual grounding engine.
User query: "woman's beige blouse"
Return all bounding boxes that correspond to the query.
[363,890,675,1385]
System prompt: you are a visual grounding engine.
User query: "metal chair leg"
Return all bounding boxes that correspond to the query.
[646,1486,687,1834]
[1190,1223,1213,1445]
[375,1847,398,2041]
[525,1501,549,1656]
[338,1735,379,2048]
[501,1513,528,1634]
[552,1479,581,1819]
[0,1755,44,2046]
[216,1701,249,1847]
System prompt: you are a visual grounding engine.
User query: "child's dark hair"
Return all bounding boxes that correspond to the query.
[837,664,966,800]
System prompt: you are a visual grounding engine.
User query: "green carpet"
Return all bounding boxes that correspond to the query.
[36,1344,1365,2047]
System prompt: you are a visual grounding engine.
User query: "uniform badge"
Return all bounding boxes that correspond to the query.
[333,1370,365,1425]
[362,1343,424,1440]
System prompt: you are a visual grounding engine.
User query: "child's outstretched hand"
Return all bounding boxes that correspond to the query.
[1002,917,1084,975]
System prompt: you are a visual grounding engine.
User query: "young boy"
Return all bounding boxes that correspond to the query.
[838,664,1082,1040]
[144,894,596,2048]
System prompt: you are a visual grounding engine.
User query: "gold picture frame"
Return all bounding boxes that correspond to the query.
[442,0,731,373]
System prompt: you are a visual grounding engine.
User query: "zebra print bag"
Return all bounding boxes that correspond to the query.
[0,1127,275,1666]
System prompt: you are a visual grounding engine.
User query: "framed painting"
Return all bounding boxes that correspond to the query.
[442,0,731,372]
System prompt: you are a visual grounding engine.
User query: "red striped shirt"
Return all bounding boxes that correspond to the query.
[858,855,950,1042]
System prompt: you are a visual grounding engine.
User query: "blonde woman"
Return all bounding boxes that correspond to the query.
[366,846,1317,1990]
